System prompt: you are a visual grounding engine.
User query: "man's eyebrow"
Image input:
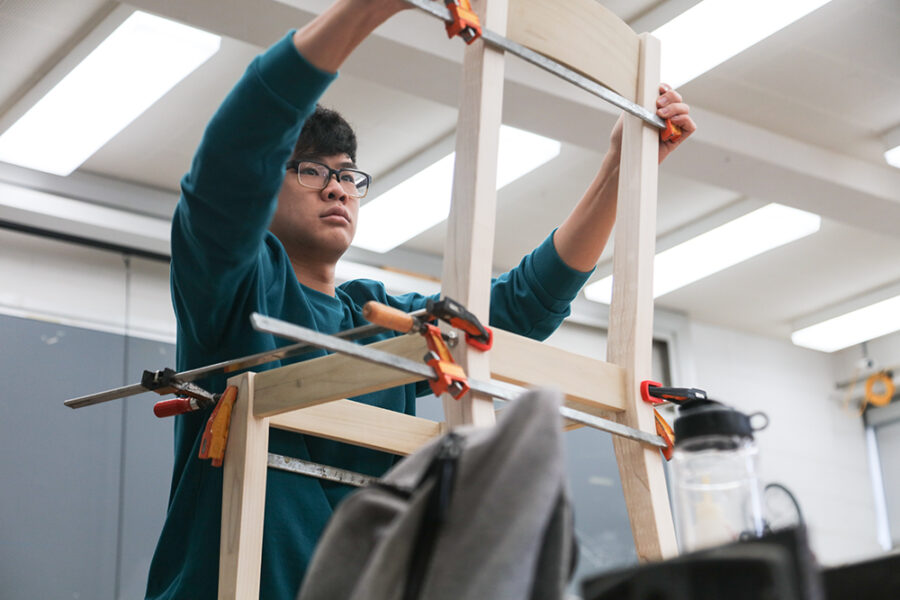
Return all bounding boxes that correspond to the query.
[299,155,357,169]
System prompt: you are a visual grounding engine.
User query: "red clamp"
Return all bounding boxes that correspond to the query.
[640,380,683,461]
[641,380,707,405]
[422,323,470,399]
[443,0,482,44]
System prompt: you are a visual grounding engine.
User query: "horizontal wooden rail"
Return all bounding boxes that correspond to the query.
[253,328,628,423]
[269,399,445,456]
[253,334,426,417]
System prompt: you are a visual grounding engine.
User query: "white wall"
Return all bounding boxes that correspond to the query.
[688,321,882,565]
[0,228,175,342]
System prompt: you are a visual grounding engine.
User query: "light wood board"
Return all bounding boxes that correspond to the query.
[507,0,639,101]
[439,0,508,428]
[252,334,427,418]
[605,33,678,561]
[219,372,269,599]
[270,399,445,456]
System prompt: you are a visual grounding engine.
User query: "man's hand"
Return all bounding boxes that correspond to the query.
[609,83,696,163]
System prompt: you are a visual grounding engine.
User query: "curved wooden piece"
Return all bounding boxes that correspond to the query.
[507,0,639,101]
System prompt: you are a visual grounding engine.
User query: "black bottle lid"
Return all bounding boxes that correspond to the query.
[673,399,755,446]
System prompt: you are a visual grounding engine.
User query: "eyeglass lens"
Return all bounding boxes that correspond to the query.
[296,161,369,197]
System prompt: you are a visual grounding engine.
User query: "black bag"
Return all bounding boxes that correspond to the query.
[297,388,575,600]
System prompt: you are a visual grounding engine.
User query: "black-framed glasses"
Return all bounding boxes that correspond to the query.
[286,160,371,199]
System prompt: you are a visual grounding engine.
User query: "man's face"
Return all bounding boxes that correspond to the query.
[270,153,360,262]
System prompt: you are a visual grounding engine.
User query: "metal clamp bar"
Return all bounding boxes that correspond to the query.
[63,309,429,409]
[251,313,666,448]
[401,0,665,129]
[268,453,374,487]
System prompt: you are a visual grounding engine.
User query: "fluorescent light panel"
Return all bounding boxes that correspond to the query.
[584,204,821,304]
[886,146,900,169]
[0,11,220,176]
[353,125,560,253]
[883,125,900,169]
[791,294,900,353]
[653,0,834,88]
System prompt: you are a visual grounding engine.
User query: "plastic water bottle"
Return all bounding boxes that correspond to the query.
[669,399,767,553]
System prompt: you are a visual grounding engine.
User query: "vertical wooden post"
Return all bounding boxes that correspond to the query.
[606,33,678,561]
[440,0,508,428]
[219,372,270,598]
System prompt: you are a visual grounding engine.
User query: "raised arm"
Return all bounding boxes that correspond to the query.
[171,1,410,346]
[292,0,408,72]
[552,85,696,271]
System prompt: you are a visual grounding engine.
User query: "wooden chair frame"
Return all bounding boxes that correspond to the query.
[218,0,676,596]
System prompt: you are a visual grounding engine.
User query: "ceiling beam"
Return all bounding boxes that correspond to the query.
[125,0,900,237]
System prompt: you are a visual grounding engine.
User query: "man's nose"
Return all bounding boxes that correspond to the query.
[322,173,347,200]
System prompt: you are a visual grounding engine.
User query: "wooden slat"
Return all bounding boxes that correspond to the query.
[219,372,269,599]
[252,334,428,418]
[440,0,508,428]
[507,0,639,101]
[490,328,626,414]
[270,399,444,456]
[606,33,678,561]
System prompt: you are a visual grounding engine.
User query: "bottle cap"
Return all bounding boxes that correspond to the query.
[673,399,755,446]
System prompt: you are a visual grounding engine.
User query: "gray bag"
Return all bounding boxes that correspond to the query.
[297,388,575,600]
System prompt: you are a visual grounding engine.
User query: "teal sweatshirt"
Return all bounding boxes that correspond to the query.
[145,32,592,600]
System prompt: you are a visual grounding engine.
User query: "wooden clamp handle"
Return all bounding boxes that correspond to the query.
[362,301,417,333]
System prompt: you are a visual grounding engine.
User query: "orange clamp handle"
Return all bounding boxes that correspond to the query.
[661,118,682,142]
[198,385,238,467]
[653,408,675,461]
[422,324,469,399]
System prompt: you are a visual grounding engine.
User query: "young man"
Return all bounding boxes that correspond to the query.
[145,1,695,598]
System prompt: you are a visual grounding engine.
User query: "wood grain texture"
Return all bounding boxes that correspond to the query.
[605,33,678,561]
[507,0,639,101]
[440,0,507,428]
[252,334,428,418]
[219,372,269,599]
[270,399,444,456]
[490,328,627,414]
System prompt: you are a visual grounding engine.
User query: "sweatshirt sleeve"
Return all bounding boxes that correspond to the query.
[488,230,593,340]
[170,32,336,348]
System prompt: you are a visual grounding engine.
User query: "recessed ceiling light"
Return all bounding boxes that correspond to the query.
[0,11,220,176]
[352,125,560,253]
[791,290,900,353]
[882,124,900,169]
[653,0,834,87]
[584,204,821,304]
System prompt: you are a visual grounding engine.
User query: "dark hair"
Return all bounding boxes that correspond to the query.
[290,104,358,164]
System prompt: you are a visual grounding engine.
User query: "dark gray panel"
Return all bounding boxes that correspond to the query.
[0,315,124,600]
[117,337,176,599]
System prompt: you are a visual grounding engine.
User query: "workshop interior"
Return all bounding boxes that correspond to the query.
[1,0,899,598]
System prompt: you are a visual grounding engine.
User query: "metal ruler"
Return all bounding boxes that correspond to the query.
[251,313,666,448]
[64,309,429,409]
[401,0,668,131]
[268,453,374,487]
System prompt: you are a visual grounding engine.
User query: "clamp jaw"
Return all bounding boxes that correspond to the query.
[362,297,493,399]
[443,0,481,43]
[640,381,709,461]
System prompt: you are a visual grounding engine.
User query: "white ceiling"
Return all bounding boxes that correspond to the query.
[1,0,899,345]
